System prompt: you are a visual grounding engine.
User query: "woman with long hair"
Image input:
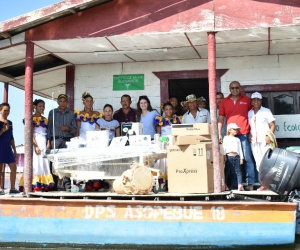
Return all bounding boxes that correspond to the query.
[0,103,19,195]
[136,95,159,139]
[19,99,55,192]
[75,92,102,140]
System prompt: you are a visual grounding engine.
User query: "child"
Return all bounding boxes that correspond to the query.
[155,102,181,136]
[223,123,244,191]
[97,104,120,140]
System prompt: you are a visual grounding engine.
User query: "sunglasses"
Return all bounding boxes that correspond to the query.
[230,86,240,90]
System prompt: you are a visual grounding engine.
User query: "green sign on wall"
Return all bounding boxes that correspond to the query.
[113,74,144,90]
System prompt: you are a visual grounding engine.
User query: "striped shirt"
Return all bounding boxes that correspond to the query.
[47,108,77,139]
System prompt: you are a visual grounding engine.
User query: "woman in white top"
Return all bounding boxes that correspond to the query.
[97,104,120,140]
[248,92,276,191]
[19,99,55,192]
[136,95,159,139]
[223,123,244,191]
[75,92,102,140]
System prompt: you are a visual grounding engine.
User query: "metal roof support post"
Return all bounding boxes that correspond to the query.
[207,32,221,193]
[3,82,8,102]
[24,41,34,197]
[1,83,9,189]
[66,66,75,111]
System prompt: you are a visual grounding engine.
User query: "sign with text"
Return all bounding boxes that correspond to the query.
[113,74,144,90]
[274,114,300,138]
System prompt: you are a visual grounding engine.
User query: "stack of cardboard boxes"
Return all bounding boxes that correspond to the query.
[167,124,224,194]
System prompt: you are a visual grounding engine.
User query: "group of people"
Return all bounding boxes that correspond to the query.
[219,81,276,191]
[0,92,184,193]
[0,80,276,194]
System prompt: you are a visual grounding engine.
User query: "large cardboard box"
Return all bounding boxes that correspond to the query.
[121,122,143,137]
[171,123,211,136]
[173,135,212,145]
[167,142,225,193]
[167,143,214,193]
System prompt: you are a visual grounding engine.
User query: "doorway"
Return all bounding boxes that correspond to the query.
[152,69,228,106]
[168,78,209,108]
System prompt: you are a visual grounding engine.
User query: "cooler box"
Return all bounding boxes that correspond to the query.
[86,130,109,148]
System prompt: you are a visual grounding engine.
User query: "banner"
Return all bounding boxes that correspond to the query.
[274,114,300,138]
[113,74,144,90]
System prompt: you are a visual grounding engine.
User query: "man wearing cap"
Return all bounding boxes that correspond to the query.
[182,94,211,124]
[218,81,255,191]
[113,94,136,123]
[47,94,77,190]
[248,92,276,190]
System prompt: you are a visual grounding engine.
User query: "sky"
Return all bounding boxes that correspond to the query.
[0,0,62,145]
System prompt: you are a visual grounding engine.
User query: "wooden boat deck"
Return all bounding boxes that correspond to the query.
[0,189,284,202]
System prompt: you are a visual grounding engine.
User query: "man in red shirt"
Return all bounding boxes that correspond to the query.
[218,81,255,191]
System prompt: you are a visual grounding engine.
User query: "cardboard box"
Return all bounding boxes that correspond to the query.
[121,122,143,136]
[171,123,211,136]
[167,143,214,193]
[173,135,211,145]
[86,130,109,148]
[167,142,225,193]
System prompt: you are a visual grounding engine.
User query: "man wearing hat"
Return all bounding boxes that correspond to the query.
[47,94,77,190]
[182,94,211,124]
[218,81,255,191]
[248,92,276,191]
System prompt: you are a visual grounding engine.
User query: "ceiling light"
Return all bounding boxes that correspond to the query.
[94,48,168,56]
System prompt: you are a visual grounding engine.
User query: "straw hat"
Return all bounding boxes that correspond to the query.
[181,94,203,107]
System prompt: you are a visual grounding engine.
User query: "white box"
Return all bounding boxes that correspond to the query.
[129,135,151,146]
[121,122,143,136]
[86,130,109,148]
[110,136,128,147]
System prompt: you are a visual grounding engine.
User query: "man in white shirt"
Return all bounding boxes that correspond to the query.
[182,94,211,124]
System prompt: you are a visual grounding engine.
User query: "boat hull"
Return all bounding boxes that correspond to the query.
[0,198,296,247]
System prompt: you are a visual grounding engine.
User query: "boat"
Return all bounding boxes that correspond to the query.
[0,192,297,248]
[0,143,298,248]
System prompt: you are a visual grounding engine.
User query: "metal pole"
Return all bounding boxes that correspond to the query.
[1,83,9,189]
[3,82,8,102]
[24,41,34,196]
[207,32,221,193]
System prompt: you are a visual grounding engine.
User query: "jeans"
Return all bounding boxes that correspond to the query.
[236,134,255,185]
[225,155,242,186]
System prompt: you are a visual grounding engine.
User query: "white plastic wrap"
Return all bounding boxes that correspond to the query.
[46,145,166,180]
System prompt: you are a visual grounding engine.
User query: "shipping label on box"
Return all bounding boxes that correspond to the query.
[121,122,143,136]
[173,135,212,145]
[171,123,211,136]
[167,143,214,194]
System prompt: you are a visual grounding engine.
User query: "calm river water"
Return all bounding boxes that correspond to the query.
[3,242,300,250]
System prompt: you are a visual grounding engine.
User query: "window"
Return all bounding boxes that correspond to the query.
[246,91,299,115]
